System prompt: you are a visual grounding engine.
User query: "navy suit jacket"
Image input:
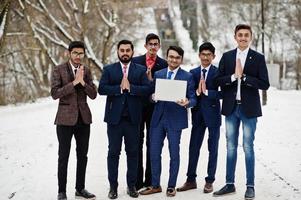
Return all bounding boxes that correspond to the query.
[150,68,197,130]
[215,48,270,118]
[98,62,150,125]
[190,65,221,127]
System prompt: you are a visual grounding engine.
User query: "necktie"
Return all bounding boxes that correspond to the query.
[167,71,173,79]
[74,68,78,76]
[123,65,127,77]
[202,68,207,80]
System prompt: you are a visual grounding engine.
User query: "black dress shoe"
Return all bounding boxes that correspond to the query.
[213,184,236,196]
[127,187,139,198]
[75,189,95,199]
[108,188,118,199]
[57,192,67,200]
[245,187,255,200]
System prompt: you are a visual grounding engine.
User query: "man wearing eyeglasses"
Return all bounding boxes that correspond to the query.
[51,41,97,200]
[132,33,168,190]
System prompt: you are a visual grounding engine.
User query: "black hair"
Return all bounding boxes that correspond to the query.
[199,42,215,54]
[117,40,134,50]
[68,41,85,52]
[145,33,160,44]
[166,46,184,58]
[235,24,252,36]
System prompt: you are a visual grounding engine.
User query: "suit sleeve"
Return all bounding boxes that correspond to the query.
[242,55,270,90]
[83,67,97,99]
[215,54,236,88]
[129,69,151,96]
[98,67,122,96]
[50,66,75,100]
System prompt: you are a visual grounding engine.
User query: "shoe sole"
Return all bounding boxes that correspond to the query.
[245,197,255,200]
[176,187,197,192]
[203,189,213,193]
[75,196,96,200]
[213,191,236,197]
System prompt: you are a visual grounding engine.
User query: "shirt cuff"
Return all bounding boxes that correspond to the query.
[231,74,236,82]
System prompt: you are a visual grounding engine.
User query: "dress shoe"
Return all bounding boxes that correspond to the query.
[139,186,162,195]
[203,182,213,193]
[213,184,236,196]
[166,187,176,197]
[57,192,67,200]
[108,188,118,199]
[127,187,139,198]
[244,187,255,200]
[176,181,197,192]
[75,189,95,199]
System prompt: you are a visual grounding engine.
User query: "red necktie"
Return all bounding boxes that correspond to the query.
[123,65,127,77]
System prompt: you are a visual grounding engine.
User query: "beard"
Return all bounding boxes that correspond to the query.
[118,54,133,64]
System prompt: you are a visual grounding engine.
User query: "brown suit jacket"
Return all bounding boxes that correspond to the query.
[51,61,97,126]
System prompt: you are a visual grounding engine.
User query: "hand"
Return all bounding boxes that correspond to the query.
[78,65,85,86]
[176,98,189,107]
[120,76,130,91]
[201,79,206,94]
[197,79,203,94]
[235,59,243,79]
[146,68,153,81]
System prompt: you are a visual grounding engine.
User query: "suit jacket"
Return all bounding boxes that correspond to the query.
[132,54,168,107]
[215,48,270,118]
[150,68,197,130]
[190,65,221,127]
[51,62,97,126]
[98,62,150,125]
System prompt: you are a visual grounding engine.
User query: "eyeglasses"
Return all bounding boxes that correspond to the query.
[168,55,181,60]
[200,53,213,57]
[147,42,159,48]
[71,51,85,58]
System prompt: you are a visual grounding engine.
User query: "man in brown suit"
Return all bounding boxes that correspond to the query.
[51,41,97,200]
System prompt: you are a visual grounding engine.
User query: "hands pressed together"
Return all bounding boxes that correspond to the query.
[73,65,85,86]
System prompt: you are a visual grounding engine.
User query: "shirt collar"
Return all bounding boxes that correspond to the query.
[200,64,211,71]
[146,53,157,61]
[120,61,131,67]
[237,47,249,55]
[167,66,180,76]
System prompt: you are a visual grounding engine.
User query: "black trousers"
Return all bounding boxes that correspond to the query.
[57,124,90,193]
[136,105,153,189]
[107,117,139,189]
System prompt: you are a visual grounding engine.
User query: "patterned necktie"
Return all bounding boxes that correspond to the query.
[123,65,127,77]
[167,71,173,79]
[202,68,207,80]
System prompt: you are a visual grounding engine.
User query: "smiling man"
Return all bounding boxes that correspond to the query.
[98,40,150,199]
[213,24,270,200]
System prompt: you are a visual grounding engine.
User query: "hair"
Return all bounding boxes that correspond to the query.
[166,46,184,58]
[199,42,215,54]
[68,41,85,52]
[117,40,134,50]
[234,24,252,35]
[145,33,160,44]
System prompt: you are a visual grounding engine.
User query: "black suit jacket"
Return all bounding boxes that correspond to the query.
[215,48,270,118]
[98,62,151,125]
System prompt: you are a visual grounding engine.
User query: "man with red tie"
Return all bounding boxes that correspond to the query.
[98,40,151,199]
[132,33,168,190]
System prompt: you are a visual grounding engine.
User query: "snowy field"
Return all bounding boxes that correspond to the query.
[0,87,301,200]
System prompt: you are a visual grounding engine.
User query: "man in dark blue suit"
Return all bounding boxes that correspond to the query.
[213,24,270,200]
[98,40,150,199]
[177,42,221,194]
[140,46,196,197]
[132,33,168,190]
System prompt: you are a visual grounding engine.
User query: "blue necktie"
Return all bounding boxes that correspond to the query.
[167,71,173,79]
[202,68,207,80]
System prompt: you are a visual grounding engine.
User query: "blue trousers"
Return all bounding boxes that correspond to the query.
[150,117,182,188]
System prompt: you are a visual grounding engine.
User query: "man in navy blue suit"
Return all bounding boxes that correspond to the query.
[132,33,168,190]
[177,42,221,194]
[213,24,269,200]
[140,46,196,197]
[98,40,150,199]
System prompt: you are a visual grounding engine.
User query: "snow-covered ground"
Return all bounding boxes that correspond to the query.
[0,88,301,200]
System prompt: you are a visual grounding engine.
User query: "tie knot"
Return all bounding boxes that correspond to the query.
[202,68,207,74]
[167,71,173,79]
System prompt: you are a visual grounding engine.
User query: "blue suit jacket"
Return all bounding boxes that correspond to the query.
[215,48,270,118]
[190,65,221,127]
[98,62,150,125]
[150,68,197,130]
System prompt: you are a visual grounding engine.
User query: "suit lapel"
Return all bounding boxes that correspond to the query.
[243,49,255,73]
[174,68,182,80]
[128,62,135,81]
[66,62,75,82]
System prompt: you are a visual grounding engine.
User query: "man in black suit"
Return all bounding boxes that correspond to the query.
[213,24,270,200]
[132,33,168,190]
[98,40,150,199]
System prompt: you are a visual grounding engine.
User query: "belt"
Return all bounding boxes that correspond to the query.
[236,100,242,105]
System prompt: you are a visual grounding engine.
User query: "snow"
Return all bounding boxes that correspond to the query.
[0,88,301,200]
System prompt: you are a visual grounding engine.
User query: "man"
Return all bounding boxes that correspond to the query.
[98,40,150,199]
[140,46,196,197]
[51,41,97,200]
[213,24,270,200]
[177,42,221,194]
[132,33,168,190]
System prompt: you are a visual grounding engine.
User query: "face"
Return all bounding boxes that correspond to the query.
[199,50,215,68]
[167,49,182,70]
[144,39,160,57]
[69,47,85,65]
[234,29,252,50]
[118,44,134,64]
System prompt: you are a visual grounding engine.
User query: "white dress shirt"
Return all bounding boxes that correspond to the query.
[235,47,249,100]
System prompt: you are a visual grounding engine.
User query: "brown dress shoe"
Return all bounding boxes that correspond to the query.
[203,182,213,193]
[139,186,162,195]
[176,181,197,192]
[166,188,176,197]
